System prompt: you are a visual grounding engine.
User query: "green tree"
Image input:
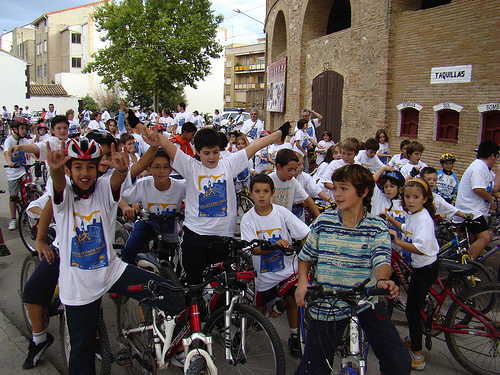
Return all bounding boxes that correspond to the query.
[84,0,223,111]
[81,94,99,112]
[126,85,187,111]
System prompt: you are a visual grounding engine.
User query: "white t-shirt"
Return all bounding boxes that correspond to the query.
[354,150,385,173]
[315,140,334,164]
[38,133,51,143]
[240,119,264,142]
[193,115,206,130]
[131,133,149,156]
[294,172,323,220]
[388,154,409,171]
[269,172,309,212]
[174,111,195,134]
[313,161,330,184]
[45,110,58,121]
[294,119,320,143]
[101,111,111,123]
[268,143,293,163]
[232,114,245,130]
[149,112,158,123]
[401,209,439,268]
[159,116,175,133]
[88,120,104,131]
[52,178,127,305]
[240,204,310,291]
[432,192,458,219]
[3,136,31,180]
[455,159,495,220]
[254,146,273,174]
[171,148,249,236]
[122,176,186,243]
[213,113,222,125]
[293,129,310,156]
[320,159,349,199]
[378,142,390,164]
[400,160,428,179]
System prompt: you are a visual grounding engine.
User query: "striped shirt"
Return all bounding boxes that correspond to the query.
[298,210,391,321]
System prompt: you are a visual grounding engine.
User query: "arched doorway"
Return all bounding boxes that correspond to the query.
[311,71,344,143]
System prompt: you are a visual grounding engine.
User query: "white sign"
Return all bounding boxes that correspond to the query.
[430,65,472,84]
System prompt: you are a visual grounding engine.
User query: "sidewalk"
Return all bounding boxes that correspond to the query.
[0,310,60,374]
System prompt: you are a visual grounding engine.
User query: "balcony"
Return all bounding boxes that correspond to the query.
[234,63,265,73]
[234,83,265,90]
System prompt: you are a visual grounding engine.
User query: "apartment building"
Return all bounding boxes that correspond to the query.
[32,1,106,96]
[224,39,266,112]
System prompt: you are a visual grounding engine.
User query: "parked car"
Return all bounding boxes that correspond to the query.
[220,110,250,126]
[29,110,43,125]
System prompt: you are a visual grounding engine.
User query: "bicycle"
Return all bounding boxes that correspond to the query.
[3,163,44,252]
[303,278,391,375]
[118,240,286,374]
[304,198,335,226]
[388,246,500,374]
[19,250,113,374]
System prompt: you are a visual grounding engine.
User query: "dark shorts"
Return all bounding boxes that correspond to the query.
[255,284,296,308]
[467,215,489,235]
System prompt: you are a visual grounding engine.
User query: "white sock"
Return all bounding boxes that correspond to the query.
[290,328,298,335]
[32,330,47,345]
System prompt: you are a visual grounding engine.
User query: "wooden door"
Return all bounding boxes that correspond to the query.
[311,71,344,143]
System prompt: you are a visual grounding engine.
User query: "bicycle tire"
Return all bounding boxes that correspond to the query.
[116,297,156,374]
[236,193,254,221]
[60,306,113,375]
[19,254,49,331]
[203,303,286,375]
[18,204,39,253]
[185,354,210,375]
[444,284,500,375]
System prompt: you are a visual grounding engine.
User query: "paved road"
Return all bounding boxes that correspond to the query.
[0,151,495,374]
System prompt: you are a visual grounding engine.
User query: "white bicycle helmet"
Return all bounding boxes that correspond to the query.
[65,137,103,160]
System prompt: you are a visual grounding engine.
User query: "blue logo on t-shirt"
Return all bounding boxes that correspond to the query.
[198,176,228,217]
[11,151,26,166]
[257,229,285,273]
[248,127,258,139]
[70,211,108,270]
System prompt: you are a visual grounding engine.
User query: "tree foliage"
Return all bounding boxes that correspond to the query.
[81,94,99,112]
[84,0,223,98]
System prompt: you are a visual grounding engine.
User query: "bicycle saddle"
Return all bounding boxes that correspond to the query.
[136,252,162,274]
[436,259,475,277]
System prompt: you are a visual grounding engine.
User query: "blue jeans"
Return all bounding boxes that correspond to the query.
[296,302,411,375]
[121,220,155,264]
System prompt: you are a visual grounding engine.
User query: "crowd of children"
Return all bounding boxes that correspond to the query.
[4,104,500,375]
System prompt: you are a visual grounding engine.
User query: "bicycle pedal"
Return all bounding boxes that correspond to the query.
[116,350,133,366]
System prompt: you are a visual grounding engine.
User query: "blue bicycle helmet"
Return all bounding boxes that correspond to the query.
[378,170,405,191]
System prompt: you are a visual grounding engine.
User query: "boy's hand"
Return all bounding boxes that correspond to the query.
[376,279,399,299]
[275,239,290,248]
[8,145,19,157]
[383,165,394,172]
[46,140,71,170]
[295,283,308,307]
[122,205,137,221]
[142,126,160,147]
[103,143,129,173]
[119,98,128,113]
[389,229,397,240]
[35,239,55,264]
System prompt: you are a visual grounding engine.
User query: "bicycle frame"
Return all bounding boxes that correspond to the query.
[391,248,500,340]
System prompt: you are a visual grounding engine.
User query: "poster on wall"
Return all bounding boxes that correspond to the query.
[267,57,287,112]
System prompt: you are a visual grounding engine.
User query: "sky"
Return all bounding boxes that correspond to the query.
[0,0,266,45]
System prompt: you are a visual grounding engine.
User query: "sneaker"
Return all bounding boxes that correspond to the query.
[404,337,425,371]
[288,333,301,358]
[8,218,17,231]
[22,333,54,369]
[393,296,407,311]
[170,350,185,368]
[0,244,11,256]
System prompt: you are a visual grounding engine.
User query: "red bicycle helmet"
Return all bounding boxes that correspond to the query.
[65,137,103,160]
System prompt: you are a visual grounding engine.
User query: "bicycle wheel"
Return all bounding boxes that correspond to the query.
[444,284,500,375]
[18,205,39,253]
[19,254,49,331]
[60,307,113,375]
[203,303,286,375]
[185,354,209,375]
[236,193,254,222]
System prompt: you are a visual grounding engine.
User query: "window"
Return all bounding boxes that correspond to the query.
[258,57,265,64]
[36,44,40,55]
[226,59,232,68]
[225,95,231,103]
[43,63,47,76]
[481,111,500,144]
[258,76,264,83]
[400,108,419,138]
[72,58,82,68]
[36,65,41,77]
[71,33,81,44]
[43,40,47,52]
[226,77,231,85]
[436,109,459,142]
